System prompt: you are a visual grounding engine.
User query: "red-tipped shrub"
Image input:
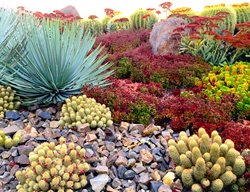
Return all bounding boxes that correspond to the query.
[221,121,250,152]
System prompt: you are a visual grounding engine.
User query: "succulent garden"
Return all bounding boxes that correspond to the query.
[0,1,249,192]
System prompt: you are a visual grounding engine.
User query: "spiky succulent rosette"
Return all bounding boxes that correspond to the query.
[16,137,90,192]
[59,95,113,129]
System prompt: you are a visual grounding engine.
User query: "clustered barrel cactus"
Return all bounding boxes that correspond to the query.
[16,137,90,192]
[232,2,250,24]
[168,128,246,192]
[0,130,21,149]
[0,85,21,118]
[200,4,237,33]
[130,9,158,30]
[59,95,113,129]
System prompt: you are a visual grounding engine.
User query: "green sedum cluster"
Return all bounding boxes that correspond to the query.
[168,128,246,192]
[196,62,250,118]
[0,85,21,118]
[0,130,21,149]
[200,4,237,33]
[16,137,90,192]
[59,95,113,129]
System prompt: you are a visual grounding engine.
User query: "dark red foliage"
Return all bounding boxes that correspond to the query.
[82,79,164,124]
[95,30,150,54]
[112,43,211,89]
[162,94,234,133]
[221,121,250,151]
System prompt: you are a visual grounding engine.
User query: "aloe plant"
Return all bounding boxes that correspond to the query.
[1,19,113,106]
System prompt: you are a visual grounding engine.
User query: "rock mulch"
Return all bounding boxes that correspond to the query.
[0,107,184,192]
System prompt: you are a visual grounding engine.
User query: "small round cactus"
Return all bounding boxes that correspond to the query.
[0,130,21,149]
[59,95,113,129]
[16,137,90,192]
[168,127,246,192]
[0,85,21,118]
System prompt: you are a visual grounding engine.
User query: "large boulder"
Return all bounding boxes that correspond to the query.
[60,5,80,17]
[149,17,188,55]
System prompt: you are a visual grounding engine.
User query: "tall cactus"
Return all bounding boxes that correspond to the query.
[130,9,158,30]
[171,7,197,16]
[107,15,130,32]
[200,4,237,33]
[231,2,250,23]
[80,18,103,35]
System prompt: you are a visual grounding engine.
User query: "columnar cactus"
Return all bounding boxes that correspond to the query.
[200,4,237,33]
[0,85,21,118]
[168,128,246,192]
[16,137,90,192]
[231,3,250,23]
[59,95,113,129]
[130,9,158,30]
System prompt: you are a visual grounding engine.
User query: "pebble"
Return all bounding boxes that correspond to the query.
[38,111,51,120]
[140,149,153,164]
[117,165,127,179]
[90,174,110,192]
[115,155,128,166]
[49,120,59,128]
[14,154,29,165]
[158,184,172,192]
[17,145,34,156]
[5,111,20,120]
[1,125,21,135]
[124,170,136,180]
[86,133,97,142]
[150,181,163,192]
[95,165,109,174]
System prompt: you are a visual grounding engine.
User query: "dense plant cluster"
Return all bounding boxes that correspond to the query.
[59,95,113,129]
[0,130,21,149]
[95,29,150,54]
[16,138,90,192]
[169,128,246,192]
[0,85,21,118]
[111,43,211,89]
[83,79,163,125]
[198,62,250,119]
[162,93,234,133]
[179,15,250,66]
[221,121,250,152]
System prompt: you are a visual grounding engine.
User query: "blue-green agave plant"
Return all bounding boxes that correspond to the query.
[1,19,113,106]
[0,8,25,69]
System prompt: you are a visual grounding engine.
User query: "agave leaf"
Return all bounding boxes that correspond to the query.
[1,19,113,106]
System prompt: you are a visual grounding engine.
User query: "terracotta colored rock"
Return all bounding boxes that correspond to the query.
[140,149,153,164]
[149,17,188,55]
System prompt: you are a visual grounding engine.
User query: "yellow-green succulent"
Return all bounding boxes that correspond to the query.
[168,128,246,192]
